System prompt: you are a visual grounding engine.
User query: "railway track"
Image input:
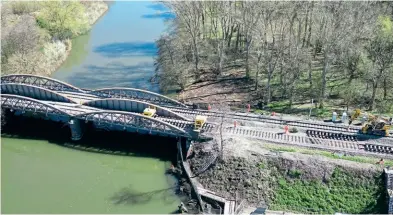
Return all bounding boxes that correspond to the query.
[222,126,393,157]
[171,107,393,139]
[42,90,393,139]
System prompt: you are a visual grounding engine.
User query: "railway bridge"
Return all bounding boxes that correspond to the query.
[2,74,393,158]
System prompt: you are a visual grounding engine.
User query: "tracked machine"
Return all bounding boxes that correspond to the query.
[349,109,391,137]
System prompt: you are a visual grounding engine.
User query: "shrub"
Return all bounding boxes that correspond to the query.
[1,15,43,64]
[10,2,41,15]
[4,40,68,76]
[37,1,89,40]
[288,169,302,178]
[289,127,298,133]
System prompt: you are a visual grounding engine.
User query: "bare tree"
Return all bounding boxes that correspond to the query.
[169,2,202,73]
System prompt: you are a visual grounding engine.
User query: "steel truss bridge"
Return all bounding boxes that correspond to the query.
[2,74,393,158]
[0,74,217,141]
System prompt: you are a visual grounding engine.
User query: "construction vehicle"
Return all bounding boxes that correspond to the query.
[348,109,361,125]
[143,105,157,117]
[361,118,391,137]
[194,115,207,132]
[349,109,391,137]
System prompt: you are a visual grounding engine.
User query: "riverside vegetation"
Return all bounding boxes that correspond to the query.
[155,2,393,115]
[1,1,108,76]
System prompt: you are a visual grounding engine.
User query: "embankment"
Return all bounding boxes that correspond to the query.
[189,137,388,214]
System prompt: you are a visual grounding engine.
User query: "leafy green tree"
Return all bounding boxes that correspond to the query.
[365,16,393,110]
[37,0,89,40]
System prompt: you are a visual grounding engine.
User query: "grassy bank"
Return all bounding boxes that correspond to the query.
[269,168,387,214]
[262,144,393,166]
[1,1,108,77]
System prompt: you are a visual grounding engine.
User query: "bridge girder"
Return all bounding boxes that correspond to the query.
[89,87,187,108]
[1,83,78,104]
[82,98,192,121]
[1,94,71,117]
[73,110,190,138]
[1,74,83,92]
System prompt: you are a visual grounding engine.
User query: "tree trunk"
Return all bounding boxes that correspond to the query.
[266,62,273,105]
[289,83,295,109]
[255,53,262,91]
[306,1,314,47]
[319,52,329,109]
[193,38,199,72]
[227,25,234,48]
[383,77,387,100]
[370,80,378,111]
[218,40,224,75]
[235,24,240,52]
[302,3,310,48]
[245,37,252,78]
[308,59,313,97]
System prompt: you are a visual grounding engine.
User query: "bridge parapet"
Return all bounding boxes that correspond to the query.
[1,83,78,104]
[1,94,72,118]
[1,74,84,92]
[89,87,188,108]
[83,98,192,121]
[73,110,191,138]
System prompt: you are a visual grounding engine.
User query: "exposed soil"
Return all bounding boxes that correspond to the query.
[179,69,257,106]
[189,136,382,210]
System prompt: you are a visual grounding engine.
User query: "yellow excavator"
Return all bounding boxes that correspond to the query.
[349,109,391,137]
[361,118,391,137]
[143,105,157,117]
[194,115,207,132]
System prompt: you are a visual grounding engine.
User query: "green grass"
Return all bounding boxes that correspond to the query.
[269,168,387,214]
[262,144,393,166]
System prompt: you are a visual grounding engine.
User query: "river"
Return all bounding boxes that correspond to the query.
[1,1,182,213]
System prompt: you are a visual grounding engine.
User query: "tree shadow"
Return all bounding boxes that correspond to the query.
[65,62,158,91]
[93,42,157,58]
[146,3,168,11]
[110,186,179,206]
[141,13,175,20]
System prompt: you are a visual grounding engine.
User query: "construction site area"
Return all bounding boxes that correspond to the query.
[179,105,393,214]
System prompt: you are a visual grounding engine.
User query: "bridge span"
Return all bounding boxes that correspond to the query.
[1,94,201,141]
[1,74,187,108]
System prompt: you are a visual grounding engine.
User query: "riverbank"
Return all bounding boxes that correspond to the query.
[1,1,108,77]
[189,137,388,214]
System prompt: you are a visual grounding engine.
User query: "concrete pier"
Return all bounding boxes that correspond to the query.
[69,118,84,141]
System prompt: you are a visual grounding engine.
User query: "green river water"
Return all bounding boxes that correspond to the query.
[1,1,182,213]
